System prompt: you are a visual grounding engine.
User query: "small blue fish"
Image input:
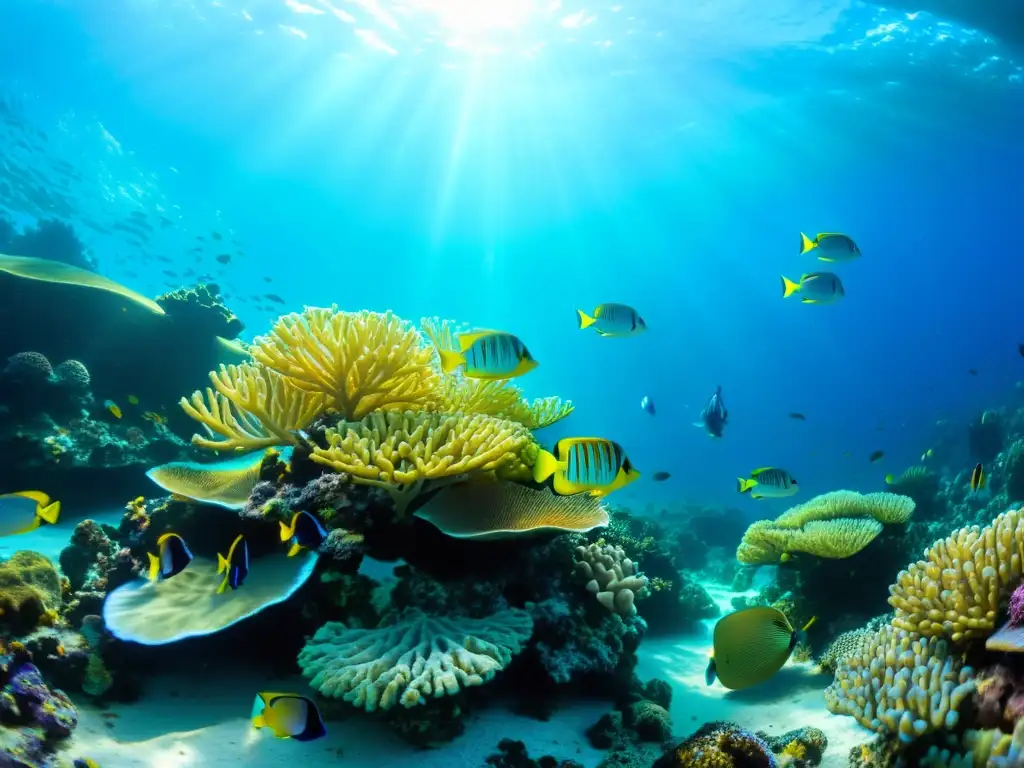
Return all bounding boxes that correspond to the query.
[640,395,655,416]
[216,534,249,593]
[694,386,728,438]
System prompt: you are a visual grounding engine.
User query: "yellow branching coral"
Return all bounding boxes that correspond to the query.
[889,508,1024,642]
[825,624,975,742]
[180,362,326,452]
[737,490,915,565]
[308,410,535,512]
[423,317,573,429]
[252,307,440,420]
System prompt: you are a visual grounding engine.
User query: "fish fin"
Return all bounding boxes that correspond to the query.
[799,232,816,254]
[217,553,229,574]
[252,715,266,728]
[751,494,764,499]
[737,478,755,494]
[817,256,836,262]
[6,491,50,506]
[36,501,60,525]
[279,521,294,542]
[437,349,465,374]
[692,421,705,428]
[287,542,302,557]
[589,489,608,498]
[576,309,596,329]
[750,467,772,476]
[147,552,160,582]
[532,449,561,484]
[801,298,819,304]
[705,657,717,687]
[216,576,229,594]
[781,276,800,298]
[801,616,818,632]
[455,330,496,351]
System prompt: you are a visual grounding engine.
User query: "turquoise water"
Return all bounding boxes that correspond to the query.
[1,2,1023,767]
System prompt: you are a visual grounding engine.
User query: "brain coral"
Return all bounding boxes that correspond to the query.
[824,624,975,742]
[298,608,534,711]
[889,508,1024,641]
[51,359,91,390]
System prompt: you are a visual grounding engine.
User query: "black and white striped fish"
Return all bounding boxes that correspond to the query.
[533,437,640,497]
[737,467,798,499]
[438,330,538,380]
[576,303,647,337]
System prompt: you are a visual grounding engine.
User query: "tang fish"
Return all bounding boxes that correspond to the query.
[216,534,249,593]
[147,533,193,582]
[640,395,655,416]
[438,331,538,380]
[533,437,639,497]
[737,468,798,499]
[576,303,647,337]
[0,491,61,537]
[705,607,816,690]
[971,463,986,492]
[104,400,122,419]
[694,385,728,438]
[798,232,861,262]
[780,272,845,304]
[279,511,327,557]
[251,692,326,741]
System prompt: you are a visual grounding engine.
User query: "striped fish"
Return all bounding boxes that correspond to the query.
[737,467,798,499]
[216,534,249,593]
[438,330,538,380]
[576,303,647,337]
[533,437,640,497]
[780,272,845,304]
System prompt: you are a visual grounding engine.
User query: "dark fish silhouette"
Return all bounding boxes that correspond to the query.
[216,253,231,264]
[789,412,806,421]
[694,385,728,438]
[265,294,285,304]
[652,471,670,482]
[869,450,884,463]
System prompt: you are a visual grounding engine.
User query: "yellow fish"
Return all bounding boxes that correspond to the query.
[971,463,986,492]
[127,395,140,406]
[921,448,934,461]
[798,232,861,262]
[705,607,816,690]
[251,692,326,741]
[780,272,845,304]
[104,400,122,419]
[576,303,647,337]
[0,491,61,537]
[533,437,639,497]
[437,331,537,380]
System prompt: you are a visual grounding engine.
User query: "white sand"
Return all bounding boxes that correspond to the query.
[5,522,871,766]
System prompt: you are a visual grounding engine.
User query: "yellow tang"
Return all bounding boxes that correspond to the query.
[0,491,61,537]
[437,330,538,380]
[251,692,326,741]
[705,606,816,690]
[533,437,639,497]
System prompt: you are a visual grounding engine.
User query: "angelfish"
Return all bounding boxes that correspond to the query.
[279,511,327,557]
[216,534,249,593]
[0,491,61,537]
[147,533,193,582]
[251,692,326,741]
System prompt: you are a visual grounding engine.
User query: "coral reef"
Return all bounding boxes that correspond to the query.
[824,624,975,742]
[0,552,62,634]
[737,491,914,564]
[654,721,779,767]
[573,543,649,617]
[484,738,584,768]
[298,608,534,710]
[1006,440,1024,504]
[757,727,827,767]
[886,466,945,520]
[156,283,244,341]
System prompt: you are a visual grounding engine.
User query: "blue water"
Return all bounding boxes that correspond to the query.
[1,0,1022,522]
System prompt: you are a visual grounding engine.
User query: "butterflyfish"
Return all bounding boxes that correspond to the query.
[533,437,639,497]
[216,534,249,594]
[780,272,845,304]
[437,331,537,380]
[798,232,861,262]
[104,400,122,419]
[251,692,326,741]
[147,533,193,582]
[705,607,816,690]
[279,511,327,557]
[971,463,986,492]
[737,468,798,499]
[0,491,61,537]
[576,303,647,337]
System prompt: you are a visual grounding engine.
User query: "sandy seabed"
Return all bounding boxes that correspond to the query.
[16,517,871,767]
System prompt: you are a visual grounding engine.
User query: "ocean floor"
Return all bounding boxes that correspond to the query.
[13,520,871,767]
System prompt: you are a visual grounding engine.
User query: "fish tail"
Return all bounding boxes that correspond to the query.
[781,275,800,299]
[216,575,229,594]
[279,521,294,542]
[217,552,229,574]
[37,500,60,525]
[287,542,302,557]
[532,449,561,484]
[437,349,465,374]
[799,232,816,254]
[252,715,266,729]
[801,616,818,632]
[737,478,756,494]
[147,552,160,582]
[576,309,596,330]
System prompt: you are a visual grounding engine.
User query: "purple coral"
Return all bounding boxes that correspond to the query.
[8,663,78,738]
[51,359,91,390]
[1011,583,1024,627]
[2,351,53,382]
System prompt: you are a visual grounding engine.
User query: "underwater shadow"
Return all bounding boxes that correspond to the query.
[722,665,831,704]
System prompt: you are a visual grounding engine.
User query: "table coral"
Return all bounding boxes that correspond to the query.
[737,491,915,565]
[573,543,649,616]
[824,623,975,742]
[889,508,1024,641]
[298,608,534,711]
